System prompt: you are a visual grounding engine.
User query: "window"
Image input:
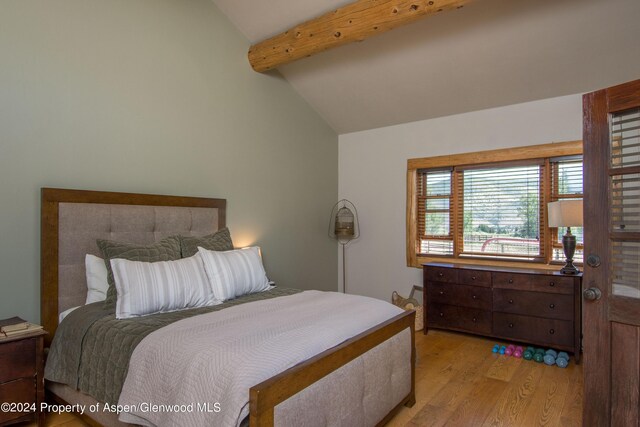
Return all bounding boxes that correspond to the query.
[407,141,583,267]
[461,163,543,260]
[417,169,453,255]
[550,156,584,263]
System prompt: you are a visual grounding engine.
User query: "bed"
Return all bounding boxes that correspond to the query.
[40,188,416,427]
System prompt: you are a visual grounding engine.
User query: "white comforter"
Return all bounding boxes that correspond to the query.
[118,290,404,427]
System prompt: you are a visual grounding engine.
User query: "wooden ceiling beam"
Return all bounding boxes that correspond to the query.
[248,0,475,72]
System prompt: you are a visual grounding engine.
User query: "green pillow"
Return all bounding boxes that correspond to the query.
[97,236,182,309]
[179,227,234,258]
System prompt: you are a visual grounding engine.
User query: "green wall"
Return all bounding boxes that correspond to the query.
[0,0,338,322]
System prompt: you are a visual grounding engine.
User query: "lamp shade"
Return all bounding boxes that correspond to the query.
[548,200,583,228]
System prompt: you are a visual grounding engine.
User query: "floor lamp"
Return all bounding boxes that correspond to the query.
[328,200,360,293]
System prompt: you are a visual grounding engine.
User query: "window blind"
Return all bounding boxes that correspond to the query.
[552,157,583,197]
[417,169,453,255]
[551,156,584,262]
[457,164,543,259]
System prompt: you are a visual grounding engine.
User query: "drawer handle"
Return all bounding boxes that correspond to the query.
[508,299,514,304]
[439,312,444,317]
[549,281,555,287]
[549,303,555,309]
[439,291,445,295]
[438,272,444,277]
[549,329,555,335]
[472,295,478,300]
[471,276,477,280]
[508,279,514,284]
[509,323,514,328]
[472,317,477,322]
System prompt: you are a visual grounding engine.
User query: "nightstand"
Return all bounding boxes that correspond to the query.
[0,330,47,426]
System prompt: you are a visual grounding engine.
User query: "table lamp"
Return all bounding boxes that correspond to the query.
[548,200,583,274]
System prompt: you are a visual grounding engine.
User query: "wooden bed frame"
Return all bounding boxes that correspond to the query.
[41,187,416,427]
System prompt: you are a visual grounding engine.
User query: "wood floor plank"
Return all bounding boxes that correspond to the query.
[484,353,524,383]
[406,404,452,427]
[443,376,507,426]
[558,359,584,426]
[558,415,582,427]
[480,358,545,426]
[428,347,497,411]
[519,361,571,426]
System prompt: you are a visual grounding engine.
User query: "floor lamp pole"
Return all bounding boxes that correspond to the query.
[341,243,347,293]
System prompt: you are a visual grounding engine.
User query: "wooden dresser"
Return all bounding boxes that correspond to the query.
[0,331,46,426]
[423,262,582,362]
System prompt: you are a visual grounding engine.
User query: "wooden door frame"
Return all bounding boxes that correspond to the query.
[582,87,611,426]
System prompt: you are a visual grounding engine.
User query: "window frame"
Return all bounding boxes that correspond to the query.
[549,156,585,263]
[406,140,583,269]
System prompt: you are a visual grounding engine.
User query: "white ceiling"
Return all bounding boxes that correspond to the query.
[212,0,640,134]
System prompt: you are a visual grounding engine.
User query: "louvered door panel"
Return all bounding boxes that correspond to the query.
[610,108,640,300]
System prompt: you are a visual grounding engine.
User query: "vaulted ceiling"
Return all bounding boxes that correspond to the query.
[212,0,640,134]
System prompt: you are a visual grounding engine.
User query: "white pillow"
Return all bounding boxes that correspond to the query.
[110,253,218,319]
[85,254,109,304]
[198,246,272,301]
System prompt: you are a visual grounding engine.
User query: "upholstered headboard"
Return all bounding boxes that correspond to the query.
[41,188,226,346]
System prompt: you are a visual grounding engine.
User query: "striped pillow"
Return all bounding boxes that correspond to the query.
[110,253,218,319]
[198,246,272,301]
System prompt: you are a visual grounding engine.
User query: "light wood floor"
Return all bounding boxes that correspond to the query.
[20,330,583,427]
[387,330,583,427]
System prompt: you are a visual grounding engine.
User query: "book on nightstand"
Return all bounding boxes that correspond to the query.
[0,316,43,339]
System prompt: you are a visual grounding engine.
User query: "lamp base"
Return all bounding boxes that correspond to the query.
[560,263,580,275]
[560,230,580,275]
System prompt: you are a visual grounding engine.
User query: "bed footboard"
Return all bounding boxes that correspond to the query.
[249,310,416,426]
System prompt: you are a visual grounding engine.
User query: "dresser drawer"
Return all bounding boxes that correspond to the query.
[493,289,573,321]
[493,312,573,347]
[459,269,491,288]
[426,266,458,283]
[0,378,36,424]
[0,338,36,383]
[427,282,492,310]
[428,304,491,334]
[492,272,574,295]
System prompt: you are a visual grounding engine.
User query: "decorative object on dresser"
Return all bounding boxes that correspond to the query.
[423,262,582,363]
[328,199,360,293]
[547,199,584,274]
[0,322,46,426]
